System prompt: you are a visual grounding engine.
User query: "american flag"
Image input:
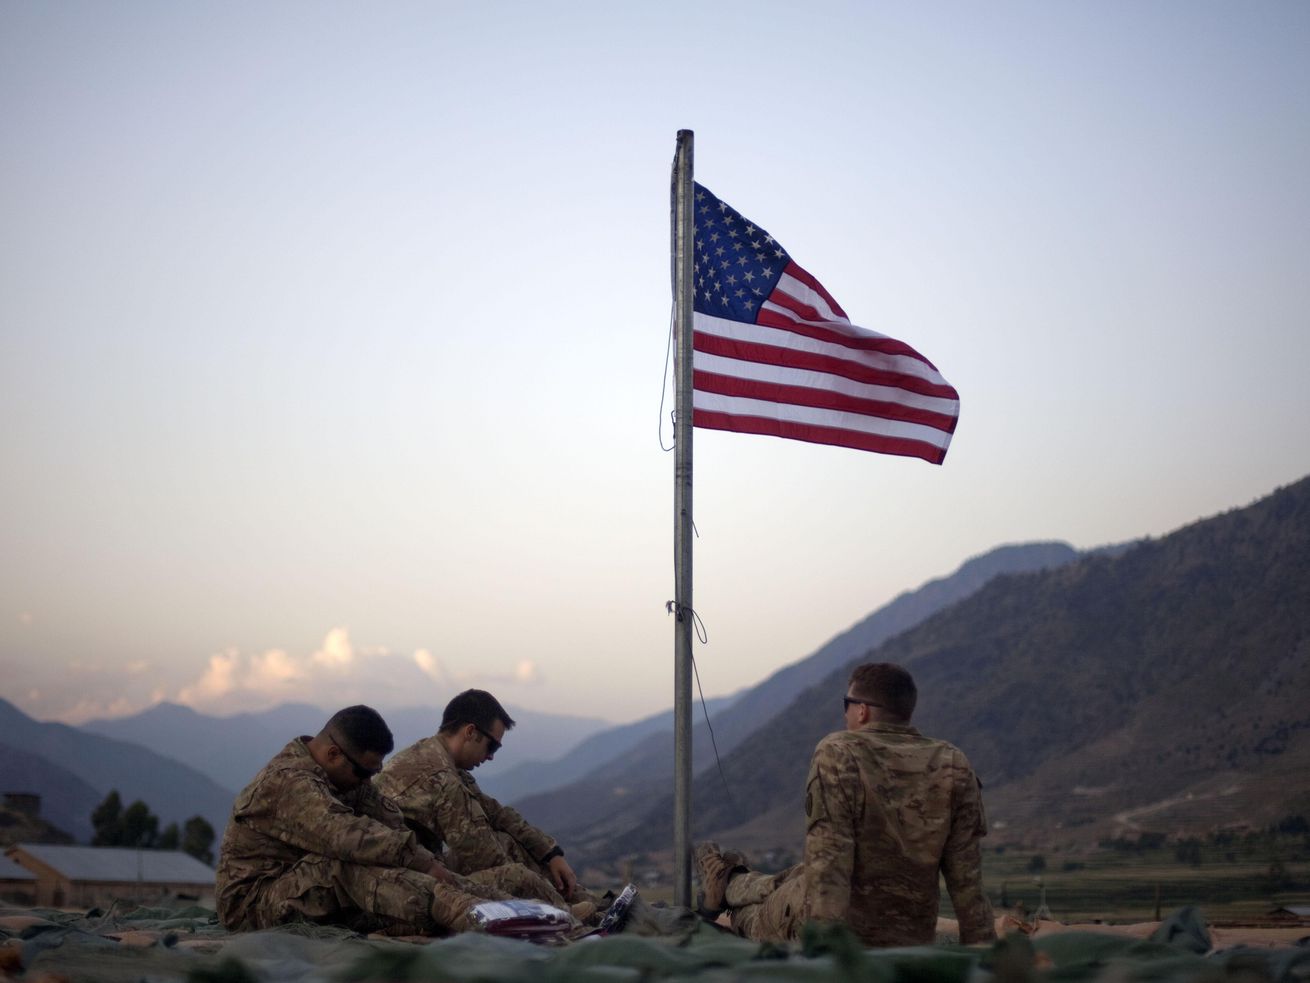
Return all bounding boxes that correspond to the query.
[691,183,960,464]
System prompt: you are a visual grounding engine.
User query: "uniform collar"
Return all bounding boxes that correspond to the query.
[856,720,921,736]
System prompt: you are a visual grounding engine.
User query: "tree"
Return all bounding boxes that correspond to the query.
[182,816,216,865]
[91,791,124,846]
[89,791,164,848]
[157,823,180,851]
[120,800,159,848]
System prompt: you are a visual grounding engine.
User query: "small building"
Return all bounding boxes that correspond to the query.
[5,844,215,908]
[0,853,37,905]
[1269,905,1310,922]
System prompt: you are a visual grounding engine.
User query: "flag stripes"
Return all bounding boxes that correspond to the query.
[691,183,960,463]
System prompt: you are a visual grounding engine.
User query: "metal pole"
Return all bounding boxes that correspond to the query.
[671,129,695,907]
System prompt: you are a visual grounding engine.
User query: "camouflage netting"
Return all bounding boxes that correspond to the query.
[1,901,1307,983]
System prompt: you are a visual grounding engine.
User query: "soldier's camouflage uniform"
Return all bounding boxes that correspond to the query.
[215,737,507,935]
[726,721,995,947]
[377,735,579,907]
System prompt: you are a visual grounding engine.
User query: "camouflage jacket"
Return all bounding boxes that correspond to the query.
[215,737,437,927]
[376,735,558,875]
[803,721,995,946]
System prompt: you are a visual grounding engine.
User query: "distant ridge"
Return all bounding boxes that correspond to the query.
[82,701,325,793]
[81,701,612,798]
[476,696,737,804]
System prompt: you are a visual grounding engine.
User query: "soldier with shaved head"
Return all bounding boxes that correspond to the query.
[696,663,996,947]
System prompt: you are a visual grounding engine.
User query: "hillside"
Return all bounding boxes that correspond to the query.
[477,695,737,804]
[0,700,236,840]
[511,542,1082,839]
[0,743,89,844]
[573,476,1310,863]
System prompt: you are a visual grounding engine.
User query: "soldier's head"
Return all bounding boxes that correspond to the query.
[844,663,917,730]
[438,689,516,770]
[310,705,394,791]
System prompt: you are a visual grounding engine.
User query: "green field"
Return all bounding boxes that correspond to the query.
[978,836,1310,923]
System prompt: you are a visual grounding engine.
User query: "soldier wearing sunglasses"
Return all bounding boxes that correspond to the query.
[695,663,996,948]
[379,689,604,921]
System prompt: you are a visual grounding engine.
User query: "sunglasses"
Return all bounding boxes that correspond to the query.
[475,726,502,756]
[843,696,884,712]
[328,731,381,780]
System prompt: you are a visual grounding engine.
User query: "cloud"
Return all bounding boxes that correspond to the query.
[311,627,355,669]
[414,649,448,683]
[17,611,33,625]
[176,645,305,708]
[162,628,548,717]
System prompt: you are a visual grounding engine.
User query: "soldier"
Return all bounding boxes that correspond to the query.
[215,704,512,935]
[377,689,600,918]
[695,663,996,947]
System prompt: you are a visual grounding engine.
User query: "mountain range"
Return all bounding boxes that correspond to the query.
[554,475,1310,864]
[81,701,609,796]
[0,700,237,839]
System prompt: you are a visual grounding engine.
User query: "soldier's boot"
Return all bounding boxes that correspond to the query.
[693,841,748,917]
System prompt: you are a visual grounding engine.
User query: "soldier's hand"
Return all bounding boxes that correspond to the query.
[426,861,458,885]
[547,854,578,898]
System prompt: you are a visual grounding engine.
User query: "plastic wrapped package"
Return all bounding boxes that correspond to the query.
[467,900,576,940]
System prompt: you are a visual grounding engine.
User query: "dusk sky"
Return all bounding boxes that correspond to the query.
[3,1,1308,728]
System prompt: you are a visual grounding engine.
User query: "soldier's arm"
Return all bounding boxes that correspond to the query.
[357,782,407,831]
[941,755,997,944]
[802,740,860,925]
[432,771,519,872]
[238,770,437,873]
[476,786,559,863]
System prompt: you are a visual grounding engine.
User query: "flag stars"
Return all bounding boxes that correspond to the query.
[743,271,755,283]
[726,274,738,286]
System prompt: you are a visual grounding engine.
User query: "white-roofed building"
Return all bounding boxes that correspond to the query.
[5,844,214,908]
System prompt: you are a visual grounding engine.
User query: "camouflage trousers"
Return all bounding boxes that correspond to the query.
[453,831,598,910]
[725,863,806,942]
[244,855,507,935]
[465,863,568,908]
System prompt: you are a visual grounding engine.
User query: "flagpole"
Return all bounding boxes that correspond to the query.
[671,128,695,908]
